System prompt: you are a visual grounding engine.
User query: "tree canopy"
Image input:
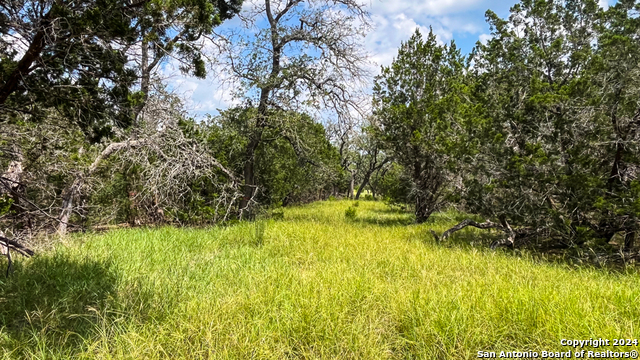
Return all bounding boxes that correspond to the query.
[371,0,639,251]
[372,29,468,222]
[0,0,242,141]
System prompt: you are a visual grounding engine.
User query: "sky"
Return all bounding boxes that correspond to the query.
[164,0,613,118]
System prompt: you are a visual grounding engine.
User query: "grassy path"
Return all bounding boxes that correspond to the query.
[1,201,639,359]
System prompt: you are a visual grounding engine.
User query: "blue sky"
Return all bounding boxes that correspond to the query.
[164,0,612,118]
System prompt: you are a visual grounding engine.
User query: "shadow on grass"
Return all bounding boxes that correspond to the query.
[370,206,409,215]
[426,211,485,225]
[0,253,119,357]
[425,225,638,272]
[360,206,483,228]
[357,213,416,227]
[430,227,503,248]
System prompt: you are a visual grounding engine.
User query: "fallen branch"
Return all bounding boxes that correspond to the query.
[432,219,505,242]
[433,218,550,250]
[0,235,34,257]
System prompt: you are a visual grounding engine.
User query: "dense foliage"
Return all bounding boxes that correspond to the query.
[372,0,640,250]
[210,107,346,208]
[461,0,640,248]
[372,29,467,222]
[0,0,242,141]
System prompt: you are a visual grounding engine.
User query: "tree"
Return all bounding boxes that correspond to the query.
[439,0,640,250]
[212,0,371,215]
[591,0,640,248]
[0,0,242,140]
[212,107,343,208]
[1,0,243,236]
[1,0,137,140]
[325,118,359,199]
[253,112,343,205]
[353,129,390,200]
[372,29,467,222]
[374,163,412,205]
[0,86,242,239]
[129,0,242,118]
[96,91,242,226]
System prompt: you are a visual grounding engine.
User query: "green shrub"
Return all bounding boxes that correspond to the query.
[353,201,360,207]
[363,194,374,201]
[345,206,357,220]
[0,196,13,216]
[271,209,285,220]
[328,195,337,201]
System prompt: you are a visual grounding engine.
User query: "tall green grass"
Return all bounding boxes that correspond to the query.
[1,201,639,359]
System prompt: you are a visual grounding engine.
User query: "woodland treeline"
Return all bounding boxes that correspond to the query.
[1,0,639,256]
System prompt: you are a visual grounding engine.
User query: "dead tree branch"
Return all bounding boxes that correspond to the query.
[0,235,34,257]
[431,219,506,242]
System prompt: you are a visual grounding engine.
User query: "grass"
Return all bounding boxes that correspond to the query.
[1,200,639,359]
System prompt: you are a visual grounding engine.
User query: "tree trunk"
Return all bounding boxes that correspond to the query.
[239,134,261,218]
[56,139,149,235]
[133,31,151,120]
[431,219,505,241]
[1,159,24,198]
[624,230,636,250]
[58,177,83,236]
[355,158,389,200]
[415,193,433,223]
[240,153,255,214]
[0,234,34,257]
[1,150,25,224]
[371,166,389,201]
[411,156,442,223]
[355,173,371,200]
[608,141,625,190]
[348,170,355,199]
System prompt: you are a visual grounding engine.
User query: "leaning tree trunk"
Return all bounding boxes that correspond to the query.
[354,173,370,200]
[432,218,528,250]
[0,12,51,105]
[57,177,83,236]
[355,158,390,200]
[57,139,149,236]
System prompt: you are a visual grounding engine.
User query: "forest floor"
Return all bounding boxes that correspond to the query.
[1,200,639,359]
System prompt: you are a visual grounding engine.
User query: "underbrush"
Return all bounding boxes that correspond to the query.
[1,200,638,359]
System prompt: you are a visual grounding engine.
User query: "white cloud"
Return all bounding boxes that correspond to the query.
[158,53,242,116]
[368,0,487,17]
[479,33,492,44]
[363,0,518,68]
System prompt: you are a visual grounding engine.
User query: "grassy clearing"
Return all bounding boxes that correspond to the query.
[1,200,639,359]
